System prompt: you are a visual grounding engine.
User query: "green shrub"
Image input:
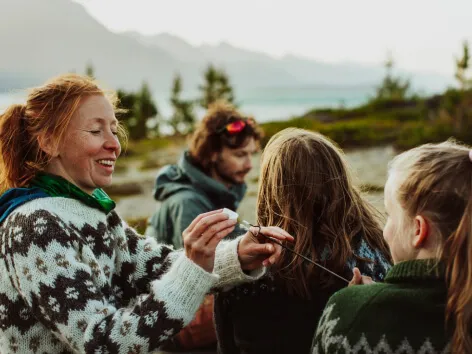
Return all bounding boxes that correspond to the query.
[121,136,182,158]
[320,118,399,147]
[260,118,321,146]
[395,121,455,150]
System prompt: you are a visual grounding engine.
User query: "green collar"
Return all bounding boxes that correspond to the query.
[385,259,445,283]
[30,173,115,214]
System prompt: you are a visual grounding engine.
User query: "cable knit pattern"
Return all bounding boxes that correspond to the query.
[0,197,258,354]
[311,260,450,354]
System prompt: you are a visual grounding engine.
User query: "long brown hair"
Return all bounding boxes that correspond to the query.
[0,74,126,191]
[188,100,263,173]
[257,128,390,298]
[389,139,472,353]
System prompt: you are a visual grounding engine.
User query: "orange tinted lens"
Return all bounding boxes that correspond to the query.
[226,120,246,134]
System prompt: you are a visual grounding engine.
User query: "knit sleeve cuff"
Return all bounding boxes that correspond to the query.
[150,253,219,324]
[213,236,266,289]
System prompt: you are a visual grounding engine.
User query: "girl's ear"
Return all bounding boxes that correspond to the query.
[37,134,59,157]
[413,215,429,248]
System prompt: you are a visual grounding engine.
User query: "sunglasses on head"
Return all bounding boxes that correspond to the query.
[217,120,247,135]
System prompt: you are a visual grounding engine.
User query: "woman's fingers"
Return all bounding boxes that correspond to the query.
[186,212,230,243]
[241,243,275,263]
[254,226,295,243]
[266,240,283,266]
[238,226,293,270]
[205,224,236,250]
[184,209,223,234]
[183,210,237,273]
[194,218,237,248]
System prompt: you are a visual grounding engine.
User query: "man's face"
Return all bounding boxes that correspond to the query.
[211,137,257,186]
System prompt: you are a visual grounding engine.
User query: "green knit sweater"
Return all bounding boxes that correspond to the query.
[311,259,451,354]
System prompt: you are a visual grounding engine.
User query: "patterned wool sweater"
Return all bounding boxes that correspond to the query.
[0,197,263,354]
[214,235,392,354]
[312,259,450,354]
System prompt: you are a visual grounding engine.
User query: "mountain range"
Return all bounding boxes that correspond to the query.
[0,0,453,93]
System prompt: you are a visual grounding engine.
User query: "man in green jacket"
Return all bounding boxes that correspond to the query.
[145,101,263,352]
[145,100,263,249]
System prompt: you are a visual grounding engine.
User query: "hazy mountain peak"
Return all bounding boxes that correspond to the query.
[0,0,452,92]
[155,32,190,43]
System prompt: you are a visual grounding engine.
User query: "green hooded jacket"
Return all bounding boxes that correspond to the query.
[145,151,247,249]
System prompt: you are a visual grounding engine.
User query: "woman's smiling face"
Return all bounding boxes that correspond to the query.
[44,95,121,194]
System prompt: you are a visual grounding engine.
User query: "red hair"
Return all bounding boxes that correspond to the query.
[0,74,124,190]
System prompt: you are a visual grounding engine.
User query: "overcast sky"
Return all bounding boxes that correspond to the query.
[76,0,470,77]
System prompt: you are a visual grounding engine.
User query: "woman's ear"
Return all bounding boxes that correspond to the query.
[37,134,59,157]
[413,215,429,248]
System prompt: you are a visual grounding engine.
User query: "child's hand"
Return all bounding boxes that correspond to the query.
[349,267,375,286]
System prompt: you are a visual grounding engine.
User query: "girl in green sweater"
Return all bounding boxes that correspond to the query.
[312,140,472,354]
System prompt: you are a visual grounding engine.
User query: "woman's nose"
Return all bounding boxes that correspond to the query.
[104,132,121,155]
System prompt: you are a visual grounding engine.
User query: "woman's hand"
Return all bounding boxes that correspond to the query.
[238,226,295,271]
[183,210,237,273]
[349,267,374,286]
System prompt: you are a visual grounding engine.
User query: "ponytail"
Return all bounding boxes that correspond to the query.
[391,141,472,353]
[0,104,42,190]
[444,179,472,353]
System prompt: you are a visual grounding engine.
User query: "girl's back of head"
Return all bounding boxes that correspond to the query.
[388,139,472,353]
[257,128,390,298]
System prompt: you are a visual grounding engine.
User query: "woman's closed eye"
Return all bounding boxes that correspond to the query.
[89,130,118,136]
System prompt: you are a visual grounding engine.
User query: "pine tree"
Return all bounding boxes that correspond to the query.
[199,64,236,108]
[116,89,137,138]
[373,52,410,101]
[116,83,158,140]
[85,63,95,79]
[134,82,158,139]
[169,74,195,135]
[451,41,472,135]
[455,41,471,90]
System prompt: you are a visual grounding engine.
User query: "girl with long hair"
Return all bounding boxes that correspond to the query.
[313,139,472,353]
[215,128,392,353]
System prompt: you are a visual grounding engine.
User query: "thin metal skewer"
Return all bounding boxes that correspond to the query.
[259,233,350,284]
[244,222,350,284]
[221,209,351,284]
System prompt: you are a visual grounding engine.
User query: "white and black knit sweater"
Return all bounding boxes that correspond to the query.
[0,197,261,354]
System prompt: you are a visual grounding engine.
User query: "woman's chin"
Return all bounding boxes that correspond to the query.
[101,179,113,189]
[93,177,113,190]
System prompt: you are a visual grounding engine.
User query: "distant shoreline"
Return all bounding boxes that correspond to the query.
[0,86,373,123]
